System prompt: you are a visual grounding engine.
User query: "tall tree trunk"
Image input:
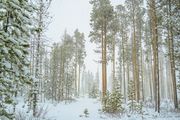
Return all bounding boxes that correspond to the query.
[34,0,43,115]
[78,65,81,96]
[104,21,107,97]
[149,60,153,102]
[149,0,160,112]
[75,38,78,96]
[139,20,144,101]
[168,0,178,109]
[159,55,164,99]
[75,61,77,96]
[126,42,130,103]
[132,1,140,102]
[122,33,126,101]
[141,47,144,101]
[112,34,116,91]
[101,23,105,98]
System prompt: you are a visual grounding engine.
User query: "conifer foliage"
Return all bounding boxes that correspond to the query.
[47,30,86,101]
[0,0,34,119]
[103,89,124,113]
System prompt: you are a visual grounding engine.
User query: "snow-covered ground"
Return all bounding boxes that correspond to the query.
[16,96,180,120]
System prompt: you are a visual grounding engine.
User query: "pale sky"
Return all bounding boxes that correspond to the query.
[46,0,124,75]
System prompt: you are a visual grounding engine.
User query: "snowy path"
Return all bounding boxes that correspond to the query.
[46,97,109,120]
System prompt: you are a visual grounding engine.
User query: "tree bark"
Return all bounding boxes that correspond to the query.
[168,0,178,109]
[112,34,116,91]
[132,0,140,102]
[149,0,160,112]
[101,22,105,98]
[78,65,81,96]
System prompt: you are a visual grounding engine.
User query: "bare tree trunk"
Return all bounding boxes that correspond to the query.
[75,61,77,96]
[101,20,107,98]
[149,0,160,112]
[75,38,78,96]
[104,21,107,97]
[122,33,126,101]
[141,47,144,101]
[139,20,144,101]
[112,34,116,92]
[132,1,140,102]
[149,58,153,102]
[78,65,81,96]
[34,0,43,115]
[101,22,105,98]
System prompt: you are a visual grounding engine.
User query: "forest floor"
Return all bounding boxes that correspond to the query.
[16,96,180,120]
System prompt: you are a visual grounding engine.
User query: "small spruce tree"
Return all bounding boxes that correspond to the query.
[84,108,89,117]
[128,80,141,113]
[89,82,98,98]
[103,88,124,113]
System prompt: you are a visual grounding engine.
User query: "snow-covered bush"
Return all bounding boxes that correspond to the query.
[103,91,124,113]
[127,100,142,113]
[36,105,49,118]
[84,108,89,117]
[15,105,49,120]
[102,91,110,110]
[89,83,99,98]
[15,110,29,120]
[160,99,174,111]
[127,80,142,113]
[144,97,154,108]
[177,81,180,91]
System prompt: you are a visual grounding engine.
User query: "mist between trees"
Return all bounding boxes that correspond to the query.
[0,0,180,119]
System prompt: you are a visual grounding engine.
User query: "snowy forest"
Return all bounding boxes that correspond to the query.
[0,0,180,120]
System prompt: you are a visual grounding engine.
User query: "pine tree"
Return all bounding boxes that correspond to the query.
[50,43,59,102]
[49,31,78,102]
[74,29,86,96]
[148,0,160,113]
[158,0,179,109]
[128,80,136,112]
[89,0,114,98]
[116,4,129,102]
[89,81,99,98]
[0,0,34,119]
[103,87,124,113]
[125,0,144,103]
[28,0,52,115]
[128,80,142,113]
[108,11,119,92]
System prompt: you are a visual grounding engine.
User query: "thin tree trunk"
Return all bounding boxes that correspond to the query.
[75,61,77,96]
[122,33,126,101]
[112,34,116,91]
[149,0,160,112]
[101,22,105,98]
[141,47,144,101]
[104,21,107,97]
[75,38,78,96]
[78,65,81,96]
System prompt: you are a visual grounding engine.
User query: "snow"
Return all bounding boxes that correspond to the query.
[1,47,9,54]
[16,96,180,120]
[3,60,11,69]
[46,97,103,120]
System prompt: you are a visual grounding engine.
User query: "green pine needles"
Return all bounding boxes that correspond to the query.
[102,90,124,113]
[0,0,35,119]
